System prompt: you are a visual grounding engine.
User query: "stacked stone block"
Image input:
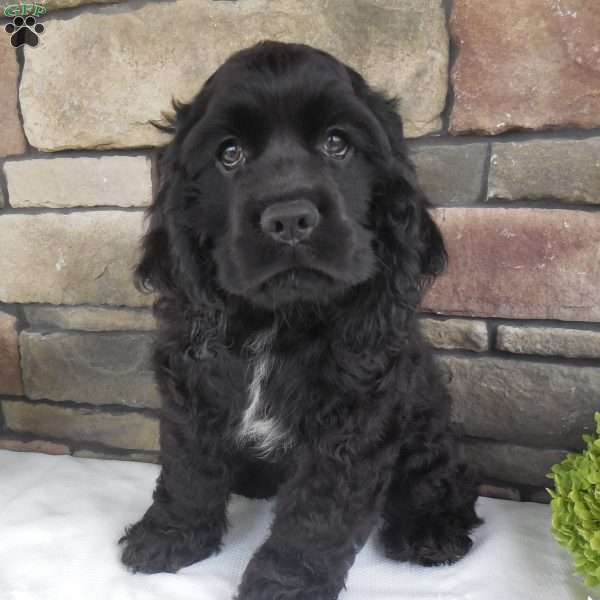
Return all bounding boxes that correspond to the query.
[0,0,598,501]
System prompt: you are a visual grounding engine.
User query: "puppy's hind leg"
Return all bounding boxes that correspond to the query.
[380,428,482,567]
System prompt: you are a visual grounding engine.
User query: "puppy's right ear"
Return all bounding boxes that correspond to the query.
[135,89,215,305]
[134,145,177,297]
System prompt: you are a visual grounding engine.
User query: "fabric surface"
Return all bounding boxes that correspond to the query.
[0,449,591,600]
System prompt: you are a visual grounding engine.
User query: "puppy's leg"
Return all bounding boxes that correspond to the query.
[380,427,482,566]
[235,440,397,600]
[120,413,234,573]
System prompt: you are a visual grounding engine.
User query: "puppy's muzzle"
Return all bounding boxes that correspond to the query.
[260,199,320,246]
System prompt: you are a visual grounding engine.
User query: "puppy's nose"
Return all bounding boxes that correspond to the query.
[260,200,320,245]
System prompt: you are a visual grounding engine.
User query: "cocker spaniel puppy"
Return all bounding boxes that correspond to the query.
[120,41,481,600]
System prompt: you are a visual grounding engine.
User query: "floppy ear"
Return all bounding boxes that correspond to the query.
[346,67,447,285]
[135,95,220,310]
[134,144,177,298]
[417,205,447,278]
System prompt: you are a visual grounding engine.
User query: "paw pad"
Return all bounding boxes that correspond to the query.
[5,15,44,48]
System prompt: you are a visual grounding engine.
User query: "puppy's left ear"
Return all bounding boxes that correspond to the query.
[346,66,447,281]
[416,202,447,278]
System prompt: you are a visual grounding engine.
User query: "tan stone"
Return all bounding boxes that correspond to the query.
[44,0,125,9]
[0,37,26,156]
[423,208,600,322]
[4,156,152,208]
[20,331,160,409]
[0,438,69,455]
[2,400,159,451]
[450,0,600,134]
[73,449,158,464]
[0,311,23,395]
[496,325,600,360]
[488,138,600,205]
[419,317,488,352]
[0,212,151,306]
[20,0,448,150]
[24,305,156,331]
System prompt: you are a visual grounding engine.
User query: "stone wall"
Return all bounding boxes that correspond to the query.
[0,0,599,502]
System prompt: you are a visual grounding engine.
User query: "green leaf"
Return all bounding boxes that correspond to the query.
[549,413,600,587]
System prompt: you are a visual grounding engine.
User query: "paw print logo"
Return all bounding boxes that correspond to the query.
[5,15,44,48]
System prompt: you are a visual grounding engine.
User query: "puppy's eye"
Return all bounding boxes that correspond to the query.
[322,129,350,159]
[218,139,245,170]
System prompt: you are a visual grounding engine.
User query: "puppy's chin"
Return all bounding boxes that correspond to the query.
[244,268,351,310]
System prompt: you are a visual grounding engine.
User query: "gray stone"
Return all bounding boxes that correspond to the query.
[1,400,159,451]
[497,325,600,360]
[4,156,152,208]
[409,142,487,205]
[20,331,160,409]
[20,0,448,150]
[0,311,23,395]
[0,212,151,306]
[73,449,158,464]
[527,489,551,504]
[24,305,156,332]
[488,138,600,205]
[463,439,567,487]
[478,484,521,502]
[437,355,600,448]
[419,317,488,352]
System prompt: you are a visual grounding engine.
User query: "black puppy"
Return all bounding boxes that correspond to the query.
[120,41,481,600]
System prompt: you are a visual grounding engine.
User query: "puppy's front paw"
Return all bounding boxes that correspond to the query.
[119,516,220,574]
[237,579,339,600]
[381,520,473,567]
[236,545,342,600]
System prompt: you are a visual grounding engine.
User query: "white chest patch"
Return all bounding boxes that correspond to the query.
[236,331,291,456]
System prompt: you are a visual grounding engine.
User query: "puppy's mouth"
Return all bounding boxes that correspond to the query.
[264,267,335,288]
[247,267,347,308]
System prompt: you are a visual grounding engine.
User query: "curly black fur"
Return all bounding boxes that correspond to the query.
[119,41,482,599]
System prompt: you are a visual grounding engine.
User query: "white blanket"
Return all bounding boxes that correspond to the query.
[0,450,591,600]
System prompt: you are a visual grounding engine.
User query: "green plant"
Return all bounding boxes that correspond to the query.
[548,413,600,588]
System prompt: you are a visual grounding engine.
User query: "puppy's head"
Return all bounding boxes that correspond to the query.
[137,41,446,312]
